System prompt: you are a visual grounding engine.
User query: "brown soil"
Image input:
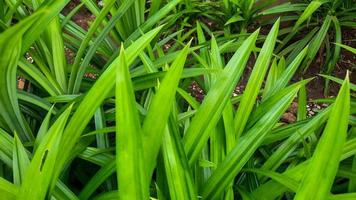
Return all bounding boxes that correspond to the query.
[301,27,356,100]
[62,0,95,30]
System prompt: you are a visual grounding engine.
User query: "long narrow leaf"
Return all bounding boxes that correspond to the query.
[294,75,350,200]
[202,81,304,199]
[183,30,259,165]
[115,48,148,199]
[234,19,279,139]
[142,43,190,175]
[19,105,72,200]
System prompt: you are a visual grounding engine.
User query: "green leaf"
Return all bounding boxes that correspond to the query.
[177,88,200,110]
[261,107,330,172]
[234,19,279,140]
[142,42,191,176]
[262,59,278,99]
[52,181,79,200]
[0,177,19,199]
[297,84,307,121]
[78,160,115,200]
[61,2,84,27]
[330,193,356,200]
[115,48,148,199]
[294,75,350,200]
[283,28,317,65]
[161,113,197,200]
[225,14,244,26]
[325,16,341,75]
[34,106,55,151]
[0,128,14,167]
[12,134,29,185]
[0,0,70,141]
[201,81,303,199]
[303,15,332,71]
[260,3,307,15]
[68,0,122,93]
[19,104,73,200]
[335,43,356,54]
[264,46,308,100]
[21,0,71,52]
[126,0,182,42]
[320,74,356,91]
[18,91,56,114]
[253,134,356,199]
[132,68,217,91]
[275,0,326,51]
[53,27,162,186]
[183,30,259,165]
[93,191,118,200]
[47,17,67,92]
[245,169,299,191]
[237,187,254,200]
[18,59,61,96]
[0,12,40,141]
[294,0,325,29]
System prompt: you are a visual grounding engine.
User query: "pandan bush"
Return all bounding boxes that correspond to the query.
[0,0,355,199]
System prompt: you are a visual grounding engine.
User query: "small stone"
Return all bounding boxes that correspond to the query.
[281,112,296,123]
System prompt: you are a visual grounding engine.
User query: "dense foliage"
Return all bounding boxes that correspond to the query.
[0,0,355,199]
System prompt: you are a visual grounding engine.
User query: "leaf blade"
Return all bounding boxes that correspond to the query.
[294,75,350,200]
[115,48,148,199]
